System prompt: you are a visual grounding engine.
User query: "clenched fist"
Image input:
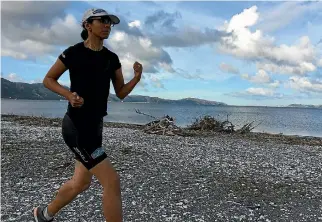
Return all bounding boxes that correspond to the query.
[67,92,84,108]
[133,61,143,79]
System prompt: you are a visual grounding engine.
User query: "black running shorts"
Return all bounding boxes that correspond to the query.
[61,113,107,170]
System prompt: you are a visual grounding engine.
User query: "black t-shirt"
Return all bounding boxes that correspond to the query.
[58,42,121,120]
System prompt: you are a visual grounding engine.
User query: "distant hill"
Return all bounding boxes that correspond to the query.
[1,78,227,106]
[1,78,68,100]
[287,104,322,109]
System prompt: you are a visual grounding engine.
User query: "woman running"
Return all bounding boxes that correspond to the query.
[33,8,143,222]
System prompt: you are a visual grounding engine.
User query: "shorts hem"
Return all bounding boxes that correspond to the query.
[74,153,108,170]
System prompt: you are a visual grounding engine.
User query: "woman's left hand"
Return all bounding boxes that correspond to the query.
[133,61,143,79]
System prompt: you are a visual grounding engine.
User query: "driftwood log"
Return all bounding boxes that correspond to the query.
[135,109,187,136]
[187,115,262,134]
[135,110,261,136]
[143,115,187,136]
[187,115,235,133]
[236,121,263,134]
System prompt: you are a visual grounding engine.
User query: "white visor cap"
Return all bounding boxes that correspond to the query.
[82,8,120,25]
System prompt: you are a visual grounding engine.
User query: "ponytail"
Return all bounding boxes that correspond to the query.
[81,29,88,40]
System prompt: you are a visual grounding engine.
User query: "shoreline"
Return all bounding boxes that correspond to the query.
[1,114,322,146]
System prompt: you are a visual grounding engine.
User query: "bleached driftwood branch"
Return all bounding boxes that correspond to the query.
[135,109,186,136]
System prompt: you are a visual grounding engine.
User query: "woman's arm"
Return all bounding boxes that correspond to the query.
[112,61,143,100]
[43,58,83,107]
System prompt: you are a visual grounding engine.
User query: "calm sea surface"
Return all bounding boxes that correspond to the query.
[1,99,321,138]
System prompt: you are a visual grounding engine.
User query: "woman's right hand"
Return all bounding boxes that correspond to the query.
[67,92,84,108]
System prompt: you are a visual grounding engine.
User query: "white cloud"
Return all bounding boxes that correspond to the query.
[3,73,46,85]
[144,10,181,32]
[107,30,174,78]
[151,26,226,48]
[218,6,319,76]
[158,62,175,73]
[150,76,165,89]
[257,2,322,33]
[219,63,239,74]
[29,79,42,84]
[115,53,137,80]
[2,36,56,60]
[1,13,81,60]
[1,1,69,28]
[1,1,178,89]
[241,69,280,88]
[129,20,141,28]
[227,87,284,99]
[1,2,79,59]
[268,80,280,88]
[1,50,28,60]
[286,76,322,93]
[246,87,275,96]
[318,58,322,67]
[256,61,316,75]
[241,69,271,84]
[6,73,24,82]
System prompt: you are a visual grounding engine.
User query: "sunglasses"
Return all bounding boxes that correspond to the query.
[88,17,114,26]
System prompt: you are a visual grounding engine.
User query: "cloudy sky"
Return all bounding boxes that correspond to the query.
[1,1,322,106]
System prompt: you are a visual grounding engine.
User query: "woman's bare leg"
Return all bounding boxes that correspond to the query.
[89,158,123,222]
[46,160,93,216]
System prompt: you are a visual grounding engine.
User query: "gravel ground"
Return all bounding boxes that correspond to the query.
[1,115,322,222]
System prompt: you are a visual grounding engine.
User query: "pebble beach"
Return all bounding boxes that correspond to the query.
[1,114,322,222]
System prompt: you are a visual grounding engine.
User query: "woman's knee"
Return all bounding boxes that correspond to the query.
[71,177,92,193]
[90,159,120,189]
[71,159,93,193]
[101,170,120,189]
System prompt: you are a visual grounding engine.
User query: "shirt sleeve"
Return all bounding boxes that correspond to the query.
[110,53,122,81]
[113,54,122,71]
[58,46,73,69]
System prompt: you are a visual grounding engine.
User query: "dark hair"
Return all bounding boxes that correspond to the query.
[81,29,88,40]
[80,19,94,40]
